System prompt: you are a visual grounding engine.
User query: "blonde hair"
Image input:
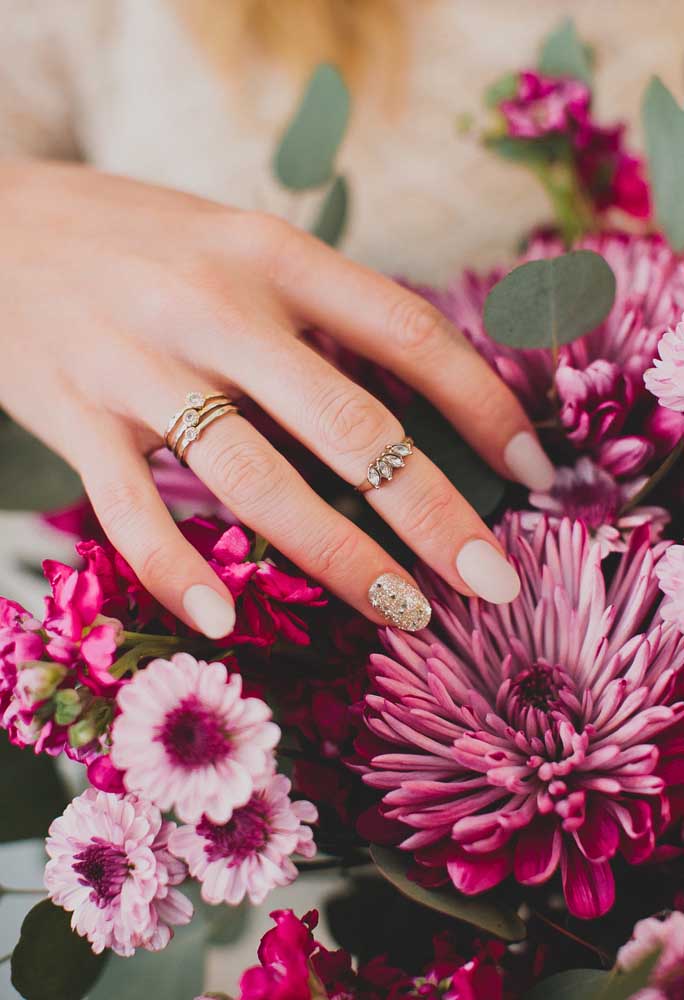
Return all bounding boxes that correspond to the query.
[171,0,408,90]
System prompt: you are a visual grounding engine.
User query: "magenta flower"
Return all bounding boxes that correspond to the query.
[361,516,684,919]
[0,598,43,720]
[45,788,193,956]
[418,233,684,477]
[169,773,317,906]
[574,121,651,219]
[645,315,684,413]
[239,908,319,1000]
[525,457,668,556]
[617,911,684,999]
[111,654,280,824]
[656,546,684,633]
[499,71,590,139]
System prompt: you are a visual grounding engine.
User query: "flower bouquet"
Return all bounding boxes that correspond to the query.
[5,17,684,1000]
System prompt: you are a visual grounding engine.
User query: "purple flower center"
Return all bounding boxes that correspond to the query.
[198,798,269,864]
[555,479,620,529]
[73,838,129,907]
[158,695,231,768]
[511,663,561,713]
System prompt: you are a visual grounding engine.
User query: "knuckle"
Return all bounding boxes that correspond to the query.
[315,385,393,459]
[306,526,361,580]
[212,438,284,511]
[403,484,454,538]
[234,212,298,276]
[389,295,451,357]
[139,543,177,587]
[90,481,146,537]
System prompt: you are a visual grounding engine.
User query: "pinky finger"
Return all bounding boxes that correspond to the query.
[81,425,237,639]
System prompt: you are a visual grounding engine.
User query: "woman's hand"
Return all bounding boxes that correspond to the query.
[0,161,553,635]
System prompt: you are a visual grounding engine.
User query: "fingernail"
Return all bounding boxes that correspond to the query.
[183,585,236,639]
[504,431,555,491]
[368,573,432,631]
[456,540,521,604]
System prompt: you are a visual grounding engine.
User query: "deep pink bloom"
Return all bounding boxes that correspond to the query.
[574,121,651,218]
[499,71,590,139]
[418,233,684,477]
[169,773,317,905]
[617,911,684,999]
[645,315,684,413]
[45,788,193,956]
[239,909,319,1000]
[111,654,280,824]
[0,598,43,719]
[656,546,684,633]
[361,516,684,919]
[525,457,668,556]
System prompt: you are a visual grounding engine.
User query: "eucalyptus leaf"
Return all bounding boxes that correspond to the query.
[370,845,526,942]
[274,63,350,190]
[538,18,593,86]
[525,969,609,1000]
[402,395,505,516]
[11,900,108,1000]
[312,175,349,247]
[485,134,571,166]
[595,949,661,1000]
[483,250,616,350]
[642,76,684,251]
[0,732,68,843]
[0,419,83,512]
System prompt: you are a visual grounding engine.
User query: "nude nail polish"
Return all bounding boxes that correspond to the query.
[504,431,556,492]
[183,585,236,639]
[456,540,521,604]
[368,573,432,631]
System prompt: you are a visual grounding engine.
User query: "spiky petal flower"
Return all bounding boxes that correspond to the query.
[525,457,668,556]
[44,788,192,956]
[111,654,280,824]
[169,773,317,906]
[656,546,684,633]
[361,516,684,919]
[617,911,684,999]
[645,314,684,413]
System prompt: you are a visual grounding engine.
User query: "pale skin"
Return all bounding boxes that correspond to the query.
[0,160,555,636]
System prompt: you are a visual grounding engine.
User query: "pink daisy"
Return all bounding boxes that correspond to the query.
[645,314,684,413]
[44,788,193,956]
[111,654,280,824]
[617,911,684,1000]
[656,546,684,633]
[524,456,668,556]
[169,773,317,906]
[361,516,684,919]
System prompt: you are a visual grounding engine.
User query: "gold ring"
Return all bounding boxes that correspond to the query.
[356,437,414,493]
[164,392,239,465]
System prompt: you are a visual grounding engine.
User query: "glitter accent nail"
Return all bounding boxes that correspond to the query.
[368,573,432,632]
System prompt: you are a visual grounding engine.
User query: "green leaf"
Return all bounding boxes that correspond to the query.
[595,949,661,1000]
[402,395,505,516]
[274,63,350,190]
[0,732,68,843]
[485,133,571,165]
[370,845,526,942]
[0,419,83,512]
[642,76,684,251]
[484,71,519,108]
[525,969,609,1000]
[11,900,108,1000]
[538,18,593,86]
[312,175,349,247]
[483,250,616,350]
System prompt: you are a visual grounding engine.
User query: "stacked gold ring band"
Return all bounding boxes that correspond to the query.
[357,436,414,493]
[164,391,238,465]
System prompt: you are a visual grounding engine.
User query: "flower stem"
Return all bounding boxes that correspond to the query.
[0,954,11,966]
[619,437,684,515]
[0,886,46,896]
[531,909,612,965]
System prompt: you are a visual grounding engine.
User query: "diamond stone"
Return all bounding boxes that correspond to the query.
[377,459,393,480]
[385,454,404,468]
[183,409,200,426]
[186,392,204,408]
[184,427,199,442]
[367,466,381,489]
[391,441,412,457]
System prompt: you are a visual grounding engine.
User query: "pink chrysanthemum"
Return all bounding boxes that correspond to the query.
[111,654,280,824]
[169,773,317,906]
[656,546,684,633]
[645,315,684,413]
[361,516,684,919]
[525,457,668,556]
[617,911,684,1000]
[44,788,193,956]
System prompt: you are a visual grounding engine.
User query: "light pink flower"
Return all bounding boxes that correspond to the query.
[617,911,684,1000]
[525,457,668,556]
[361,516,684,919]
[656,546,684,633]
[44,788,193,956]
[111,654,280,824]
[645,315,684,413]
[169,773,317,906]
